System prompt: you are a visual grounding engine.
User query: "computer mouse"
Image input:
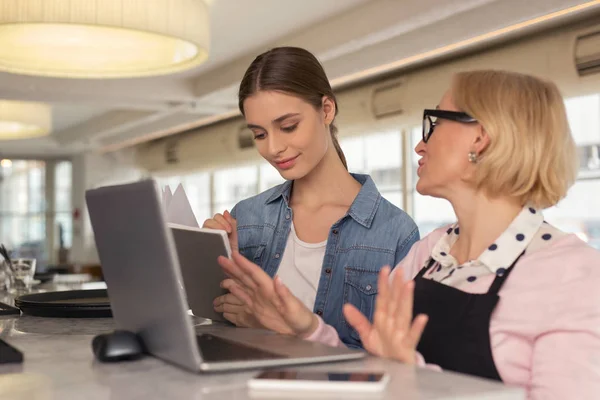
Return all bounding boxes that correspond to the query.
[92,330,145,362]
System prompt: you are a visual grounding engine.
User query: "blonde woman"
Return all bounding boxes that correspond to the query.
[221,70,600,398]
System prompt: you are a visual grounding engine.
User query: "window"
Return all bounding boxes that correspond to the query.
[544,94,600,249]
[213,166,259,214]
[0,160,47,265]
[0,160,74,266]
[182,172,211,223]
[545,180,600,247]
[409,127,455,235]
[342,131,403,208]
[55,161,72,212]
[564,94,599,145]
[156,171,211,224]
[54,161,73,249]
[28,164,45,213]
[259,163,286,192]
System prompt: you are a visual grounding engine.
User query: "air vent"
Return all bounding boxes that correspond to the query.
[238,125,254,149]
[371,80,404,119]
[165,140,179,164]
[575,30,600,76]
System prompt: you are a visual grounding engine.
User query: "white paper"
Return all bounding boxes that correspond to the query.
[164,183,199,228]
[162,185,173,210]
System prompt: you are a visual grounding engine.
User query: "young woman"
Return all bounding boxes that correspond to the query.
[203,47,419,348]
[221,69,600,398]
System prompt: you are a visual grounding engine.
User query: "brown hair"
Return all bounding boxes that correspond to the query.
[238,46,347,169]
[452,70,578,208]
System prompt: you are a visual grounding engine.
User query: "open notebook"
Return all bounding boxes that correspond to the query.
[161,183,229,322]
[161,184,199,228]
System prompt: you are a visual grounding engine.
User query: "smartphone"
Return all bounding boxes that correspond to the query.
[247,370,389,393]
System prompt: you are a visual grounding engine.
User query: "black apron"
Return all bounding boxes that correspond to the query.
[412,253,523,381]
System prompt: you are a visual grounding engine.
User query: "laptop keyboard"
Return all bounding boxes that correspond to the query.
[196,334,286,362]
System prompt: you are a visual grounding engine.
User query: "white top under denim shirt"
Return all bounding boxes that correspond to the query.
[231,173,419,349]
[276,222,327,311]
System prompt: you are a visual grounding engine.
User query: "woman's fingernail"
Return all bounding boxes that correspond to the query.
[275,277,284,287]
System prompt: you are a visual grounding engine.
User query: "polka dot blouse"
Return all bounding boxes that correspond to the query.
[425,206,566,287]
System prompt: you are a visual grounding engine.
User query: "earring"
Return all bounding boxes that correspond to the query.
[468,152,478,163]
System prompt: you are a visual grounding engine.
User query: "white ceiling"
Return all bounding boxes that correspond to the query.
[187,0,370,76]
[0,0,597,157]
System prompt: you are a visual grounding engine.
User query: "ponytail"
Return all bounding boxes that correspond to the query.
[329,123,347,170]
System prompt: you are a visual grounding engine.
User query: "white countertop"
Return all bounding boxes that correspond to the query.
[0,312,525,400]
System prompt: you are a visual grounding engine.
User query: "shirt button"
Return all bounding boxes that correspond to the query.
[325,268,331,274]
[332,229,338,235]
[274,253,280,259]
[365,284,372,291]
[316,310,323,316]
[285,214,290,220]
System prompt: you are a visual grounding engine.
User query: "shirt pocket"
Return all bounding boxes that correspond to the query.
[237,225,266,265]
[343,267,379,342]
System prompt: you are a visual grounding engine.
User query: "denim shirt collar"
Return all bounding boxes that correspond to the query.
[264,173,381,228]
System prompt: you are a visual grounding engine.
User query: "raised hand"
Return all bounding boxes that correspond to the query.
[343,266,428,364]
[213,288,262,328]
[217,251,318,337]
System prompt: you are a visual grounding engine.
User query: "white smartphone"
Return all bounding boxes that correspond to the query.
[247,370,389,393]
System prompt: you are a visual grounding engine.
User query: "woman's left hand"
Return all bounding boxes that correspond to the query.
[217,251,319,338]
[343,266,428,364]
[213,289,262,328]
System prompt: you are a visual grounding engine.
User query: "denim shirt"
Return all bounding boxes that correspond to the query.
[230,173,419,349]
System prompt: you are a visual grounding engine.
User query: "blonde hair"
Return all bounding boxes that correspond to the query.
[451,70,578,209]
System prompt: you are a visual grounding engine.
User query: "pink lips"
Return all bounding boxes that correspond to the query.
[275,155,299,170]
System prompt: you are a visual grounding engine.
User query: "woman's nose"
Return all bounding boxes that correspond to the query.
[415,139,426,155]
[268,133,286,155]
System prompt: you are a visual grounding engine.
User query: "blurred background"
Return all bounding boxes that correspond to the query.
[0,0,599,275]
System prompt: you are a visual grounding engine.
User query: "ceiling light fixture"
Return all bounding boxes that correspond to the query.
[0,100,52,140]
[0,0,210,78]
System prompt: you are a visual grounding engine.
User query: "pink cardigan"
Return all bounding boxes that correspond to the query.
[306,227,600,399]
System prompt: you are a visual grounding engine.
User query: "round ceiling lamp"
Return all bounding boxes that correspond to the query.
[0,0,210,78]
[0,100,51,140]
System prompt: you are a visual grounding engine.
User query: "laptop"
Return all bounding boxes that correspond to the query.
[86,179,365,372]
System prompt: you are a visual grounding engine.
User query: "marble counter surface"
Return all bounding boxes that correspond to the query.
[0,313,525,400]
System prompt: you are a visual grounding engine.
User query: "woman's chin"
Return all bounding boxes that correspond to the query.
[277,166,305,181]
[416,180,448,200]
[415,179,432,196]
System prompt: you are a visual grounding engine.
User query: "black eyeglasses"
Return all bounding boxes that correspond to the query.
[422,109,477,143]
